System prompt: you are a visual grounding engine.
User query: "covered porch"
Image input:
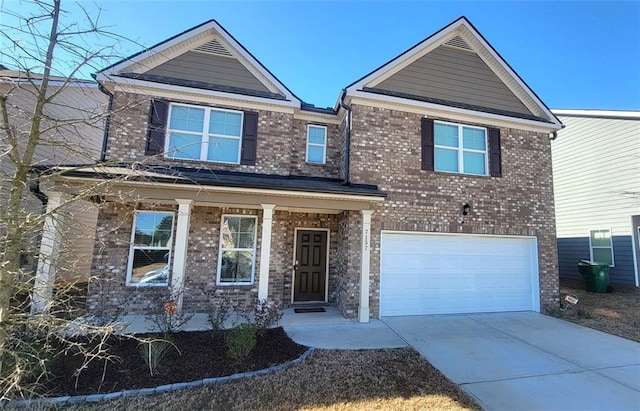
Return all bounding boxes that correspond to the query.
[33,166,385,322]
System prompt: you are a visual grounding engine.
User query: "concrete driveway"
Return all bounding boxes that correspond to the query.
[383,312,640,411]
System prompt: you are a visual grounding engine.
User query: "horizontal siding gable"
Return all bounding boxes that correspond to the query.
[375,45,533,116]
[146,50,271,93]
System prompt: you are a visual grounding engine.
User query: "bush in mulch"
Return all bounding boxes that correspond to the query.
[43,327,306,396]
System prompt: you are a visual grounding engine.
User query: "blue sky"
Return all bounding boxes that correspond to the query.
[2,0,639,110]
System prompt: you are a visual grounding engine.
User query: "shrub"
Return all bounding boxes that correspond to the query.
[138,338,180,376]
[225,324,256,360]
[205,294,232,332]
[253,298,283,334]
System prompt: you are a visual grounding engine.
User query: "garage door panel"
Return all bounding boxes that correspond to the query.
[380,233,538,316]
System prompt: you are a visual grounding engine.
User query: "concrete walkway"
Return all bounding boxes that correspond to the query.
[281,307,406,349]
[383,312,640,411]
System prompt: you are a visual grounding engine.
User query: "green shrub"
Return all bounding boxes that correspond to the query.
[225,324,256,360]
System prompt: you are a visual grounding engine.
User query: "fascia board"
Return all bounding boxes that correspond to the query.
[552,109,640,119]
[349,92,562,132]
[103,76,300,109]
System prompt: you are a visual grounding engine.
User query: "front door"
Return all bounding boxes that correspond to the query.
[294,230,328,302]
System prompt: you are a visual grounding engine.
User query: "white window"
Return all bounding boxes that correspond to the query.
[166,103,243,164]
[306,125,327,164]
[127,211,174,286]
[434,121,487,175]
[589,229,614,266]
[217,215,257,285]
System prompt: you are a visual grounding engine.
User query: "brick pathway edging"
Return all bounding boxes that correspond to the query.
[4,348,316,408]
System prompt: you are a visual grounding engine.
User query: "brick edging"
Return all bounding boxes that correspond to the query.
[4,347,315,408]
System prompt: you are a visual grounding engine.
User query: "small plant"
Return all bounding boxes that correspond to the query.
[205,293,232,333]
[138,338,180,376]
[253,298,283,334]
[225,323,257,360]
[145,289,194,335]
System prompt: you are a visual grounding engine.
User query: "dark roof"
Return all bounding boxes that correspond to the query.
[300,102,337,115]
[116,73,287,101]
[38,164,386,198]
[363,87,553,123]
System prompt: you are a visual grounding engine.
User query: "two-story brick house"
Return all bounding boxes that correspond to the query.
[38,17,563,321]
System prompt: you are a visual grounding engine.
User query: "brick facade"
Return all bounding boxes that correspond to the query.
[347,104,560,315]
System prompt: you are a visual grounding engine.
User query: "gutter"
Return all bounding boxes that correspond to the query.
[339,89,351,185]
[96,82,113,162]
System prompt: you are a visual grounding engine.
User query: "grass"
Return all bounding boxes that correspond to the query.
[551,279,640,342]
[62,348,479,411]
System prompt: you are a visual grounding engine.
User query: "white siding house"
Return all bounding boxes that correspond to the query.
[551,110,640,286]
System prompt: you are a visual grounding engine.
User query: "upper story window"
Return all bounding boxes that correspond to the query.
[306,125,327,164]
[589,229,614,266]
[127,211,174,287]
[434,121,488,176]
[166,103,243,164]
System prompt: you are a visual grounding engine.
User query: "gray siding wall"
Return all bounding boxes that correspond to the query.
[558,235,635,285]
[147,51,270,92]
[376,45,532,115]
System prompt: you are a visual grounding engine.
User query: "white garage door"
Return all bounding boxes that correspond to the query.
[380,232,539,316]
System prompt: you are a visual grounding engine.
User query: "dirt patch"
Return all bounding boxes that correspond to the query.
[551,280,640,342]
[45,327,306,396]
[70,349,480,411]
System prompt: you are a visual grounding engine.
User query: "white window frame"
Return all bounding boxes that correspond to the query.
[165,102,244,164]
[217,214,258,285]
[126,211,175,287]
[589,228,615,267]
[434,120,488,176]
[306,124,327,164]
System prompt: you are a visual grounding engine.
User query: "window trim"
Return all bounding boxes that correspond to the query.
[164,102,244,165]
[126,210,175,287]
[589,228,615,267]
[216,214,258,286]
[434,120,488,176]
[306,124,327,164]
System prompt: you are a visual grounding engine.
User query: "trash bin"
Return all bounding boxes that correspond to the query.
[577,260,610,293]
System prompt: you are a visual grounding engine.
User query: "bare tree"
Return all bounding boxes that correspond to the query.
[0,0,139,398]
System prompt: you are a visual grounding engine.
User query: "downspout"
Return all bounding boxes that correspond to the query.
[97,82,113,162]
[29,173,48,208]
[339,89,351,185]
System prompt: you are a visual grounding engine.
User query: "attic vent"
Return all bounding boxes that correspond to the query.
[444,35,473,51]
[193,39,233,57]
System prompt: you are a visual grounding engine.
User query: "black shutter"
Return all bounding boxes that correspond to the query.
[241,111,258,165]
[488,127,502,177]
[421,118,434,171]
[146,100,169,156]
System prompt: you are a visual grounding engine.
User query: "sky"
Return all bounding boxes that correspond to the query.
[1,0,639,110]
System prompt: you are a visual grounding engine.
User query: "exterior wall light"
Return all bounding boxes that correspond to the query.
[462,203,470,215]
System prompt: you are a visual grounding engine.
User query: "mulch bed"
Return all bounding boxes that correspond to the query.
[45,327,307,396]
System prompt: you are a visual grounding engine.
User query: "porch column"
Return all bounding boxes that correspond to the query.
[32,191,66,314]
[359,209,373,323]
[258,204,276,300]
[172,199,193,310]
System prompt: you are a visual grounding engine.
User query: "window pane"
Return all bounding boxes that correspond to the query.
[209,110,242,137]
[134,212,173,247]
[435,148,458,172]
[308,127,326,144]
[463,152,486,175]
[222,217,239,248]
[239,217,255,233]
[463,127,486,150]
[434,123,459,147]
[307,145,325,163]
[168,133,202,160]
[130,249,169,285]
[170,106,204,132]
[592,248,613,265]
[208,137,240,163]
[590,230,612,247]
[219,250,253,282]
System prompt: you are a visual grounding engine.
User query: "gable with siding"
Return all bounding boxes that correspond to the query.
[375,44,533,116]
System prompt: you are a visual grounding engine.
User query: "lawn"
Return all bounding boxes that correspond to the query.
[553,279,640,343]
[67,348,480,411]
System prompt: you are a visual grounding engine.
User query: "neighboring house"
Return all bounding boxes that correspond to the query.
[551,110,640,287]
[0,66,107,285]
[37,17,563,320]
